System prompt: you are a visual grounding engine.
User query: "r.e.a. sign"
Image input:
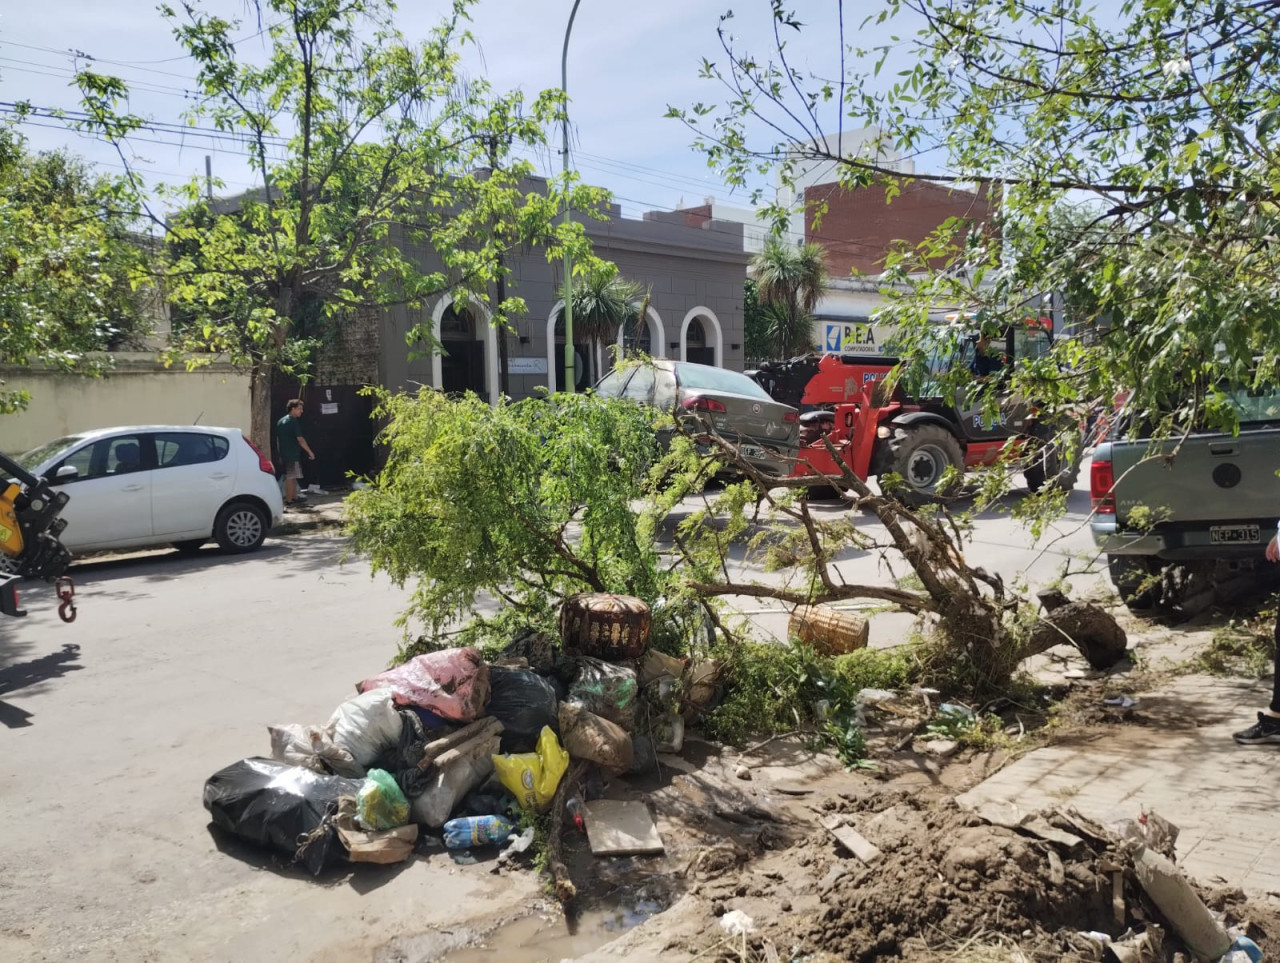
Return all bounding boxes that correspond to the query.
[822,322,885,355]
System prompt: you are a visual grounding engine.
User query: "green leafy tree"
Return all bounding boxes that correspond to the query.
[557,264,647,382]
[742,277,772,362]
[0,128,151,414]
[750,237,828,358]
[81,0,603,448]
[346,388,675,640]
[671,0,1280,437]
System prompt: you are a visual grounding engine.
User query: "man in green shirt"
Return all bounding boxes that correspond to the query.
[275,398,315,505]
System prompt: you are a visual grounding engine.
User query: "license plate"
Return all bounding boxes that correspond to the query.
[740,444,766,460]
[1210,524,1260,544]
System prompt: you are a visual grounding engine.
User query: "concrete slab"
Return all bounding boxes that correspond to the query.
[957,675,1280,896]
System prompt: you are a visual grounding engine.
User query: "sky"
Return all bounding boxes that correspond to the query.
[0,0,882,222]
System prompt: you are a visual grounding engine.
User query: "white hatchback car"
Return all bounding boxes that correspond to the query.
[11,425,285,557]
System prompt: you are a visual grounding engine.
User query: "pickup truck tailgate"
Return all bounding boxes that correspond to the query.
[1106,430,1280,525]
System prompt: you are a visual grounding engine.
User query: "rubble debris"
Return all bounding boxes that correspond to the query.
[559,701,634,772]
[409,720,502,828]
[493,725,570,813]
[820,816,883,865]
[357,646,491,722]
[1129,841,1232,960]
[583,799,665,857]
[356,768,410,830]
[789,603,869,655]
[442,814,516,850]
[336,798,418,864]
[203,757,361,876]
[485,666,559,753]
[559,592,652,660]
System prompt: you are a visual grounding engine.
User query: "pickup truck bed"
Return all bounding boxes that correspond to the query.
[1091,423,1280,608]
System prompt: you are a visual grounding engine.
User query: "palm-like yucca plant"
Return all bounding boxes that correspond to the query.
[751,238,829,358]
[558,266,650,383]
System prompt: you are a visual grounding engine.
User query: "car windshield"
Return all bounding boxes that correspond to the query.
[674,364,773,401]
[13,436,82,471]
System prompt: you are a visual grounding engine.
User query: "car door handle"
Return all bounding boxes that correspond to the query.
[1209,443,1238,456]
[122,484,146,492]
[209,472,231,479]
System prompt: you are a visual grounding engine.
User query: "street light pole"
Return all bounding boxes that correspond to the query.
[560,0,582,393]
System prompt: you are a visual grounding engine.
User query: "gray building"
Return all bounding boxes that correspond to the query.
[379,188,751,404]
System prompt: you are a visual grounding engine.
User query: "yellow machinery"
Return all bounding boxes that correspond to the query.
[0,452,73,619]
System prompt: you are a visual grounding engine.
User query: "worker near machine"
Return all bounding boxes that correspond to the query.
[970,334,1004,379]
[275,399,316,506]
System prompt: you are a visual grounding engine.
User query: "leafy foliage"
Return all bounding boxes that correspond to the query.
[345,387,681,638]
[0,128,152,413]
[670,0,1280,440]
[749,237,828,359]
[80,0,607,446]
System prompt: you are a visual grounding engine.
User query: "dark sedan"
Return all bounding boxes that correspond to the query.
[593,360,800,476]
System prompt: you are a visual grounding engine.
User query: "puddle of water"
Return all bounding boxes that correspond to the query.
[441,891,669,962]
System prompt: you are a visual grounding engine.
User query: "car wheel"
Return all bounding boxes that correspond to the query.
[1025,423,1081,493]
[172,539,206,555]
[1107,555,1161,611]
[214,501,268,554]
[883,424,964,506]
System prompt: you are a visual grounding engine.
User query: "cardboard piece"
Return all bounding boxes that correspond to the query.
[583,799,665,856]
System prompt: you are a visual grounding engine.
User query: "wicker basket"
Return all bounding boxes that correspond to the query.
[789,604,869,656]
[559,593,652,661]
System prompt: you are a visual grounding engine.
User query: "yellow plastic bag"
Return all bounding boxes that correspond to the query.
[492,726,569,813]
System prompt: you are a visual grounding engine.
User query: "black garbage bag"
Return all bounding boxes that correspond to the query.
[203,757,362,875]
[487,665,559,753]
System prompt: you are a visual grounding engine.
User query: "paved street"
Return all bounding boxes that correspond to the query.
[0,537,536,962]
[0,482,1103,961]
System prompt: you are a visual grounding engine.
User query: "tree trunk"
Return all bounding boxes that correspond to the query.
[1025,601,1129,669]
[249,362,273,454]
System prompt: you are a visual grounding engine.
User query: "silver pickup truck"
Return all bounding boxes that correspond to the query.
[1090,388,1280,610]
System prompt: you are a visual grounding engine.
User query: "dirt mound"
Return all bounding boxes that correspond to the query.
[795,793,1118,960]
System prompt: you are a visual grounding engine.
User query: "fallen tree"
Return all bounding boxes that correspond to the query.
[346,384,1125,704]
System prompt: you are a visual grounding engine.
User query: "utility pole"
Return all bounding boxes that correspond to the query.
[489,135,511,398]
[560,0,582,393]
[204,155,213,201]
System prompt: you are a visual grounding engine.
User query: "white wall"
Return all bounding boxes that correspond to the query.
[0,354,250,453]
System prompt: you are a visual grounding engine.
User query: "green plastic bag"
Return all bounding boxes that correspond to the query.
[356,768,409,830]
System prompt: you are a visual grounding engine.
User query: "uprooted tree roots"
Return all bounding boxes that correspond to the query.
[679,433,1127,696]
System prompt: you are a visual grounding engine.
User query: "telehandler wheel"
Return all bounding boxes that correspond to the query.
[1025,423,1081,493]
[883,424,964,506]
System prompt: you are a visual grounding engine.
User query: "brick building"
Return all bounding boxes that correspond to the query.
[804,178,995,278]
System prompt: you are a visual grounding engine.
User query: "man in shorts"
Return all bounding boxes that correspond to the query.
[275,399,316,506]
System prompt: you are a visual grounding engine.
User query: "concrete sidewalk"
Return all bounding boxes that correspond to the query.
[278,488,350,534]
[958,673,1280,898]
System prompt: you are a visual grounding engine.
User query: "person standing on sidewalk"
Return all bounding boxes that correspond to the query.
[275,399,315,507]
[1233,527,1280,744]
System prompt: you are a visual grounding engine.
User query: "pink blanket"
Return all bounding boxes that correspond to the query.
[358,647,491,722]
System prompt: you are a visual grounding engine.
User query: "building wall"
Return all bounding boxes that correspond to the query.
[805,179,993,278]
[0,355,250,453]
[378,193,751,401]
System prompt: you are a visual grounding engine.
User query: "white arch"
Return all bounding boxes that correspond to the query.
[615,306,666,360]
[432,295,499,406]
[545,300,563,394]
[679,306,724,367]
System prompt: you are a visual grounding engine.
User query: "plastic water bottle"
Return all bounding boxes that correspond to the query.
[442,814,516,850]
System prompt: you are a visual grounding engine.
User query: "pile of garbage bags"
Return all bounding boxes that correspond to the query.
[202,593,722,875]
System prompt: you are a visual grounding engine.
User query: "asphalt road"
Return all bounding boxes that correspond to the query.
[0,479,1104,961]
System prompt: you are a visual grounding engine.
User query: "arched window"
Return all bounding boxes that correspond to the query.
[440,304,476,340]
